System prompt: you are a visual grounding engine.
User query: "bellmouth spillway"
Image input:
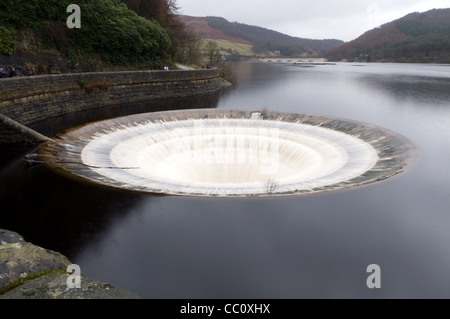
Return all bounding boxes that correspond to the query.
[40,110,415,197]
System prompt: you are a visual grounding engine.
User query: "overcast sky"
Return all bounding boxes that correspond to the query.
[176,0,449,42]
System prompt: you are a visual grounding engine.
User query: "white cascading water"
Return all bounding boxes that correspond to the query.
[41,110,414,197]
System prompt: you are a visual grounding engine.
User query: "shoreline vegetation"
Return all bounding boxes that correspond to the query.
[0,0,173,73]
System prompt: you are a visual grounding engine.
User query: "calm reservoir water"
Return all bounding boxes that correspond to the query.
[1,62,450,298]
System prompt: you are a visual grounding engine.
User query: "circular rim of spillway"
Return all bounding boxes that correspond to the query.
[40,109,416,198]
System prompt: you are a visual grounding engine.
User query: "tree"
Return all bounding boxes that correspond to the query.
[122,0,196,63]
[176,27,202,65]
[122,0,168,23]
[204,40,221,67]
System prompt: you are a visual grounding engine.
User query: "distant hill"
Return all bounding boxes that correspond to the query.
[179,15,344,58]
[324,8,450,63]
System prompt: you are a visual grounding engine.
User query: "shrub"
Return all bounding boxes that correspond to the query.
[65,0,172,68]
[0,26,15,55]
[77,74,87,88]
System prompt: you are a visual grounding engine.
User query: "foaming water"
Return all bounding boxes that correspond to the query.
[41,110,414,197]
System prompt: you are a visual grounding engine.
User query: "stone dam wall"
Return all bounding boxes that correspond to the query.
[0,68,223,145]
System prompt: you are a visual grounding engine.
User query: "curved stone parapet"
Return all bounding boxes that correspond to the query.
[0,69,224,145]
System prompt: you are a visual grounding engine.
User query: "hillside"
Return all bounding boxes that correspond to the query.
[180,16,252,45]
[0,0,173,75]
[324,8,450,63]
[179,15,344,58]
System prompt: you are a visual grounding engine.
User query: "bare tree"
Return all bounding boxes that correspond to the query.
[166,0,179,16]
[204,40,221,67]
[175,27,202,65]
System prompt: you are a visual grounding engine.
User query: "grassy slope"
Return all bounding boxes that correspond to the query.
[201,38,264,57]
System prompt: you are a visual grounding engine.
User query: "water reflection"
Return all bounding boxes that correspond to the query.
[0,156,144,257]
[346,72,450,107]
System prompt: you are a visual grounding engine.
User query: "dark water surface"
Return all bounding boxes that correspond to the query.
[1,62,450,298]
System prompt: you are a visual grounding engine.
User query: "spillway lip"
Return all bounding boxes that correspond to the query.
[40,109,416,198]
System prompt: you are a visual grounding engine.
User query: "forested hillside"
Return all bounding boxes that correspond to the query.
[0,0,175,73]
[324,8,450,63]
